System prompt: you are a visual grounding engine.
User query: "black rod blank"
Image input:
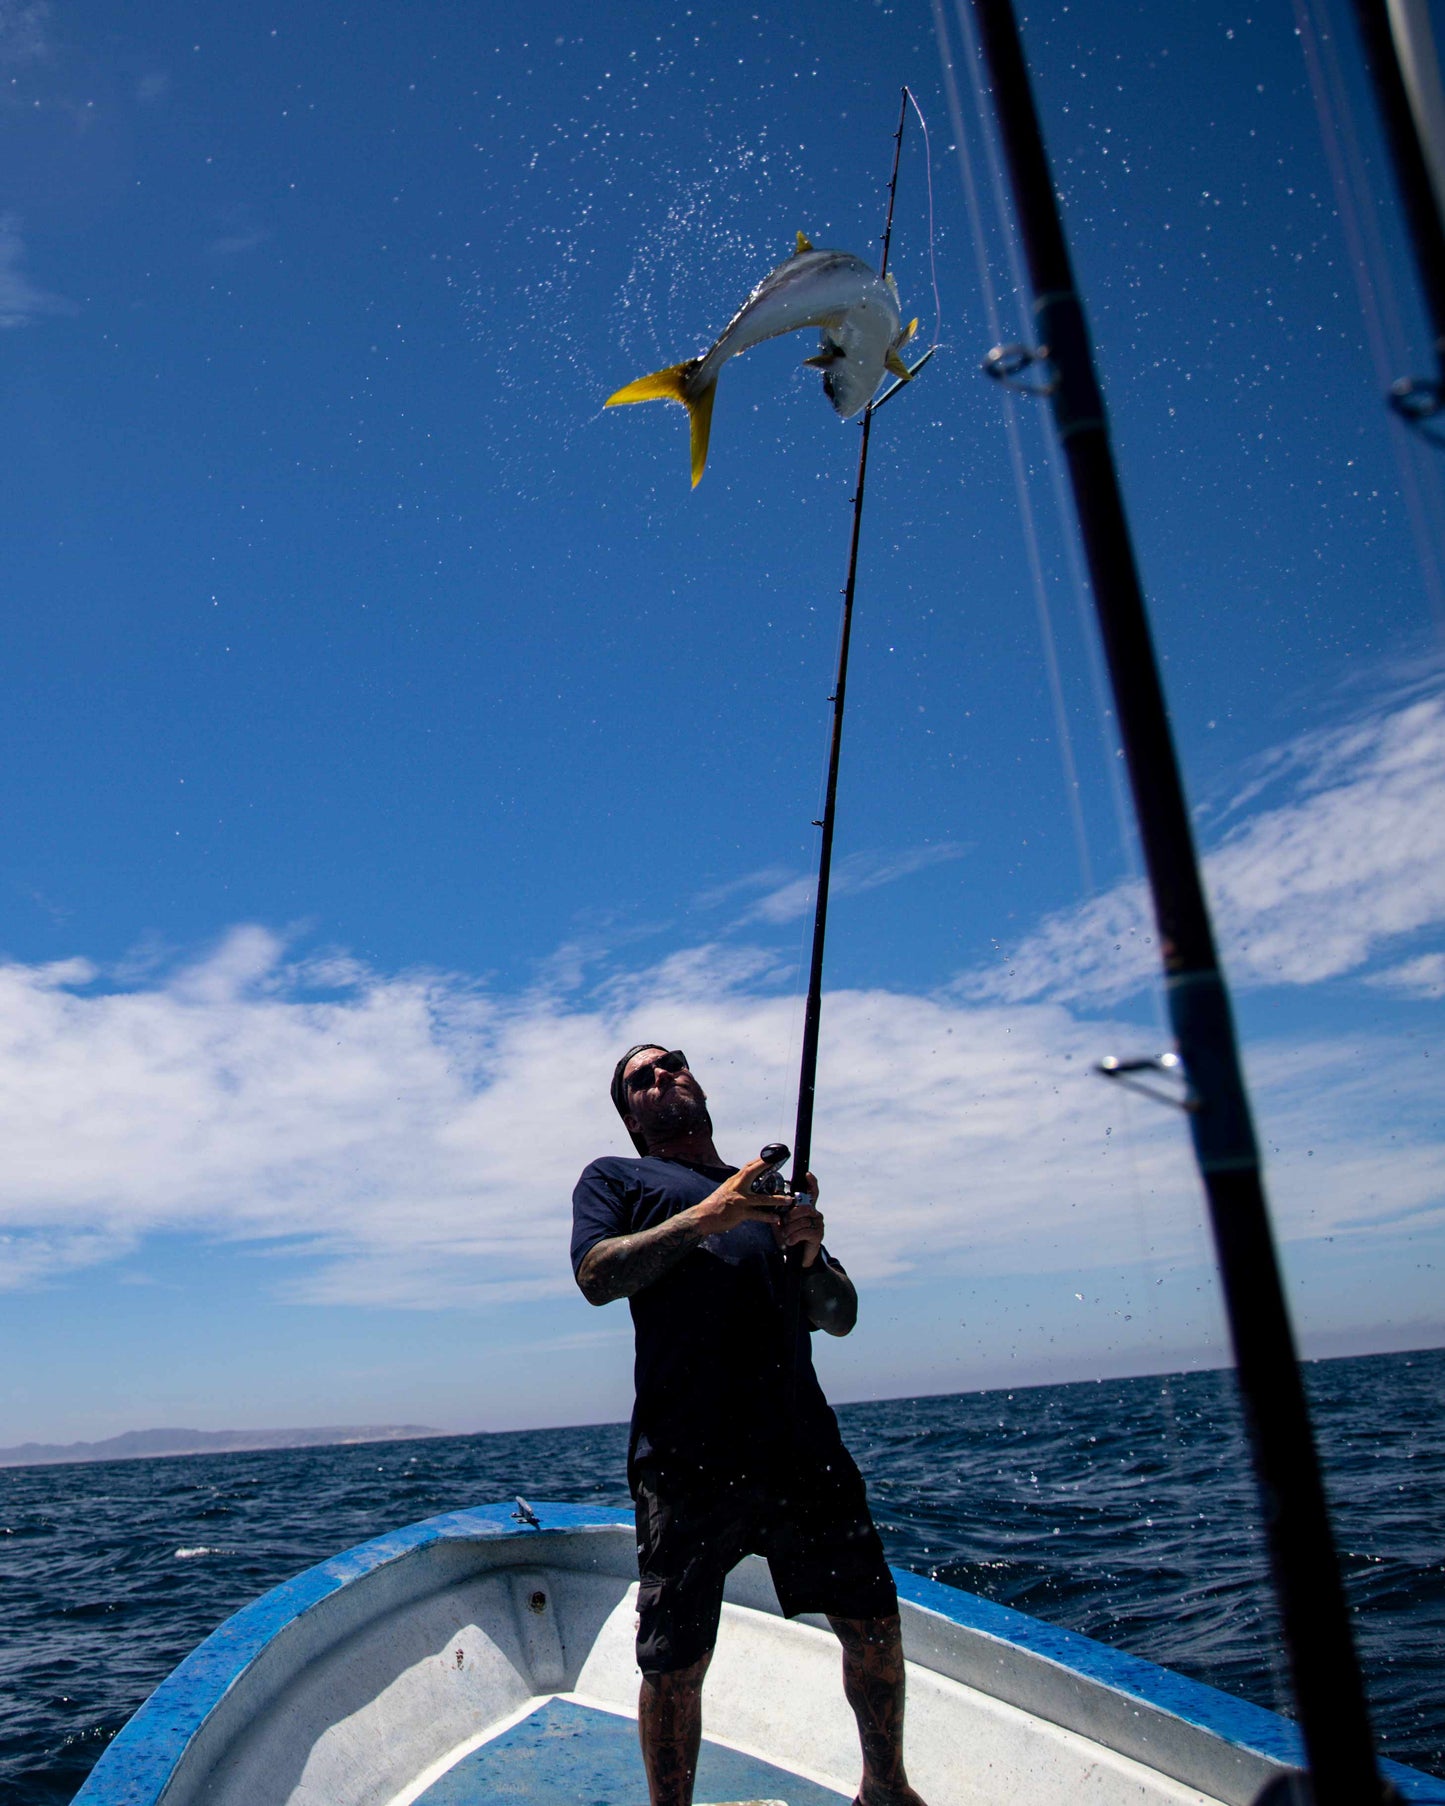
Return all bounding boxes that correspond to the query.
[783,90,910,1419]
[790,86,910,1189]
[968,1,1385,1798]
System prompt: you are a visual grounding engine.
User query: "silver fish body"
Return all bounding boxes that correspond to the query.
[696,248,902,416]
[606,237,917,485]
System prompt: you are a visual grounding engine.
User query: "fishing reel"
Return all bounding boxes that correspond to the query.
[749,1142,800,1210]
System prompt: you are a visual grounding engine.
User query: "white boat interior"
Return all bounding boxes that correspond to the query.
[71,1503,1444,1806]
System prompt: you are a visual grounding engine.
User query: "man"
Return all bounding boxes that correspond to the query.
[571,1043,928,1806]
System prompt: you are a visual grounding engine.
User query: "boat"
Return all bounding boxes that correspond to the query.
[58,10,1445,1805]
[69,1499,1444,1805]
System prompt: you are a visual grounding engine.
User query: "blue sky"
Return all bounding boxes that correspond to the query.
[1,0,1442,1444]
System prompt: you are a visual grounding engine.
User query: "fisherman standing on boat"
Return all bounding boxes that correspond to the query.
[571,1044,929,1806]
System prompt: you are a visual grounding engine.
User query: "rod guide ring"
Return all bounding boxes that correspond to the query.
[982,341,1059,395]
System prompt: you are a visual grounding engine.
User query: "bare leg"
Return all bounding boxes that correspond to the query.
[828,1614,929,1806]
[639,1648,713,1806]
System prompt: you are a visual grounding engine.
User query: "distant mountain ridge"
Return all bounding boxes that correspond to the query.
[0,1423,444,1469]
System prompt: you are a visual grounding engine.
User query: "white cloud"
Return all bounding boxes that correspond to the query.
[0,214,74,329]
[0,924,1439,1309]
[967,688,1445,1004]
[0,1228,136,1291]
[1366,952,1445,1000]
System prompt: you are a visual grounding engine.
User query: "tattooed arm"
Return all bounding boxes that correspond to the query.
[577,1210,712,1305]
[576,1158,784,1306]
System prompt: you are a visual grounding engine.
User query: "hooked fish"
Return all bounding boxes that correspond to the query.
[606,232,918,487]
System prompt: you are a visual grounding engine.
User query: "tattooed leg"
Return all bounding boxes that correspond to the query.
[639,1649,713,1806]
[829,1614,930,1806]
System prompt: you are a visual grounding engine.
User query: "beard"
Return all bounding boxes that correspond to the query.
[640,1086,712,1141]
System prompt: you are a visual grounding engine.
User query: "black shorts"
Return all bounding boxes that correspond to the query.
[632,1454,898,1674]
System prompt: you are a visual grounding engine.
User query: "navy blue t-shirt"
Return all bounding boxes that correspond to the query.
[570,1154,849,1489]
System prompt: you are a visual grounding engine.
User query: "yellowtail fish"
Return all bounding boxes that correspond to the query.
[606,232,918,487]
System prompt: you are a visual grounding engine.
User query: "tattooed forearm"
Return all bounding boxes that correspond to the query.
[577,1212,710,1305]
[803,1257,858,1335]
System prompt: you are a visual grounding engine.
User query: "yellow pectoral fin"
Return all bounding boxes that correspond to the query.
[902,317,919,344]
[795,230,814,253]
[885,349,914,380]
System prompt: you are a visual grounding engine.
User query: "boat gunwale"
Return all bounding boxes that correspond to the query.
[69,1500,1445,1805]
[71,1502,622,1805]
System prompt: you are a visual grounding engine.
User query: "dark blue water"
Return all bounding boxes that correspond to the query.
[2,1349,1441,1803]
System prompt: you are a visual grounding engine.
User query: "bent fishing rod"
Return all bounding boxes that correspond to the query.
[968,1,1388,1800]
[767,88,921,1419]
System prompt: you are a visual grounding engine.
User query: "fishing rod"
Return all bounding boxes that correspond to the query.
[966,2,1388,1801]
[790,88,908,1190]
[774,88,912,1417]
[1347,0,1445,433]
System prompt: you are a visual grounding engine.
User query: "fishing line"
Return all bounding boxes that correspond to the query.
[1112,1081,1207,1616]
[955,0,1139,906]
[904,86,946,353]
[953,3,1272,1539]
[1297,0,1445,634]
[945,0,1171,1039]
[930,0,1099,901]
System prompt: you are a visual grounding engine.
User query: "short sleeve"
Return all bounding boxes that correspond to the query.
[571,1159,637,1276]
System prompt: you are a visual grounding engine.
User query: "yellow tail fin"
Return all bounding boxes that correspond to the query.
[605,358,717,487]
[684,380,717,487]
[606,362,693,407]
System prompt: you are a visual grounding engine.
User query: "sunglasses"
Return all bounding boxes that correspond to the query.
[624,1050,690,1091]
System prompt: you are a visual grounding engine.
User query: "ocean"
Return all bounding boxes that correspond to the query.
[2,1347,1441,1803]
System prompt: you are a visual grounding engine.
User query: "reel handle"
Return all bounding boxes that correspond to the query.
[750,1143,795,1199]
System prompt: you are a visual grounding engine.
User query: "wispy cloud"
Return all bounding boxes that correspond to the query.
[966,687,1445,1004]
[1365,952,1445,1000]
[208,227,268,256]
[0,1,50,66]
[726,842,967,927]
[0,214,75,329]
[206,207,268,257]
[0,922,1438,1308]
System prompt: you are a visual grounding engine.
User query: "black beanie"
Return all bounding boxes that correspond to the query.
[610,1043,666,1156]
